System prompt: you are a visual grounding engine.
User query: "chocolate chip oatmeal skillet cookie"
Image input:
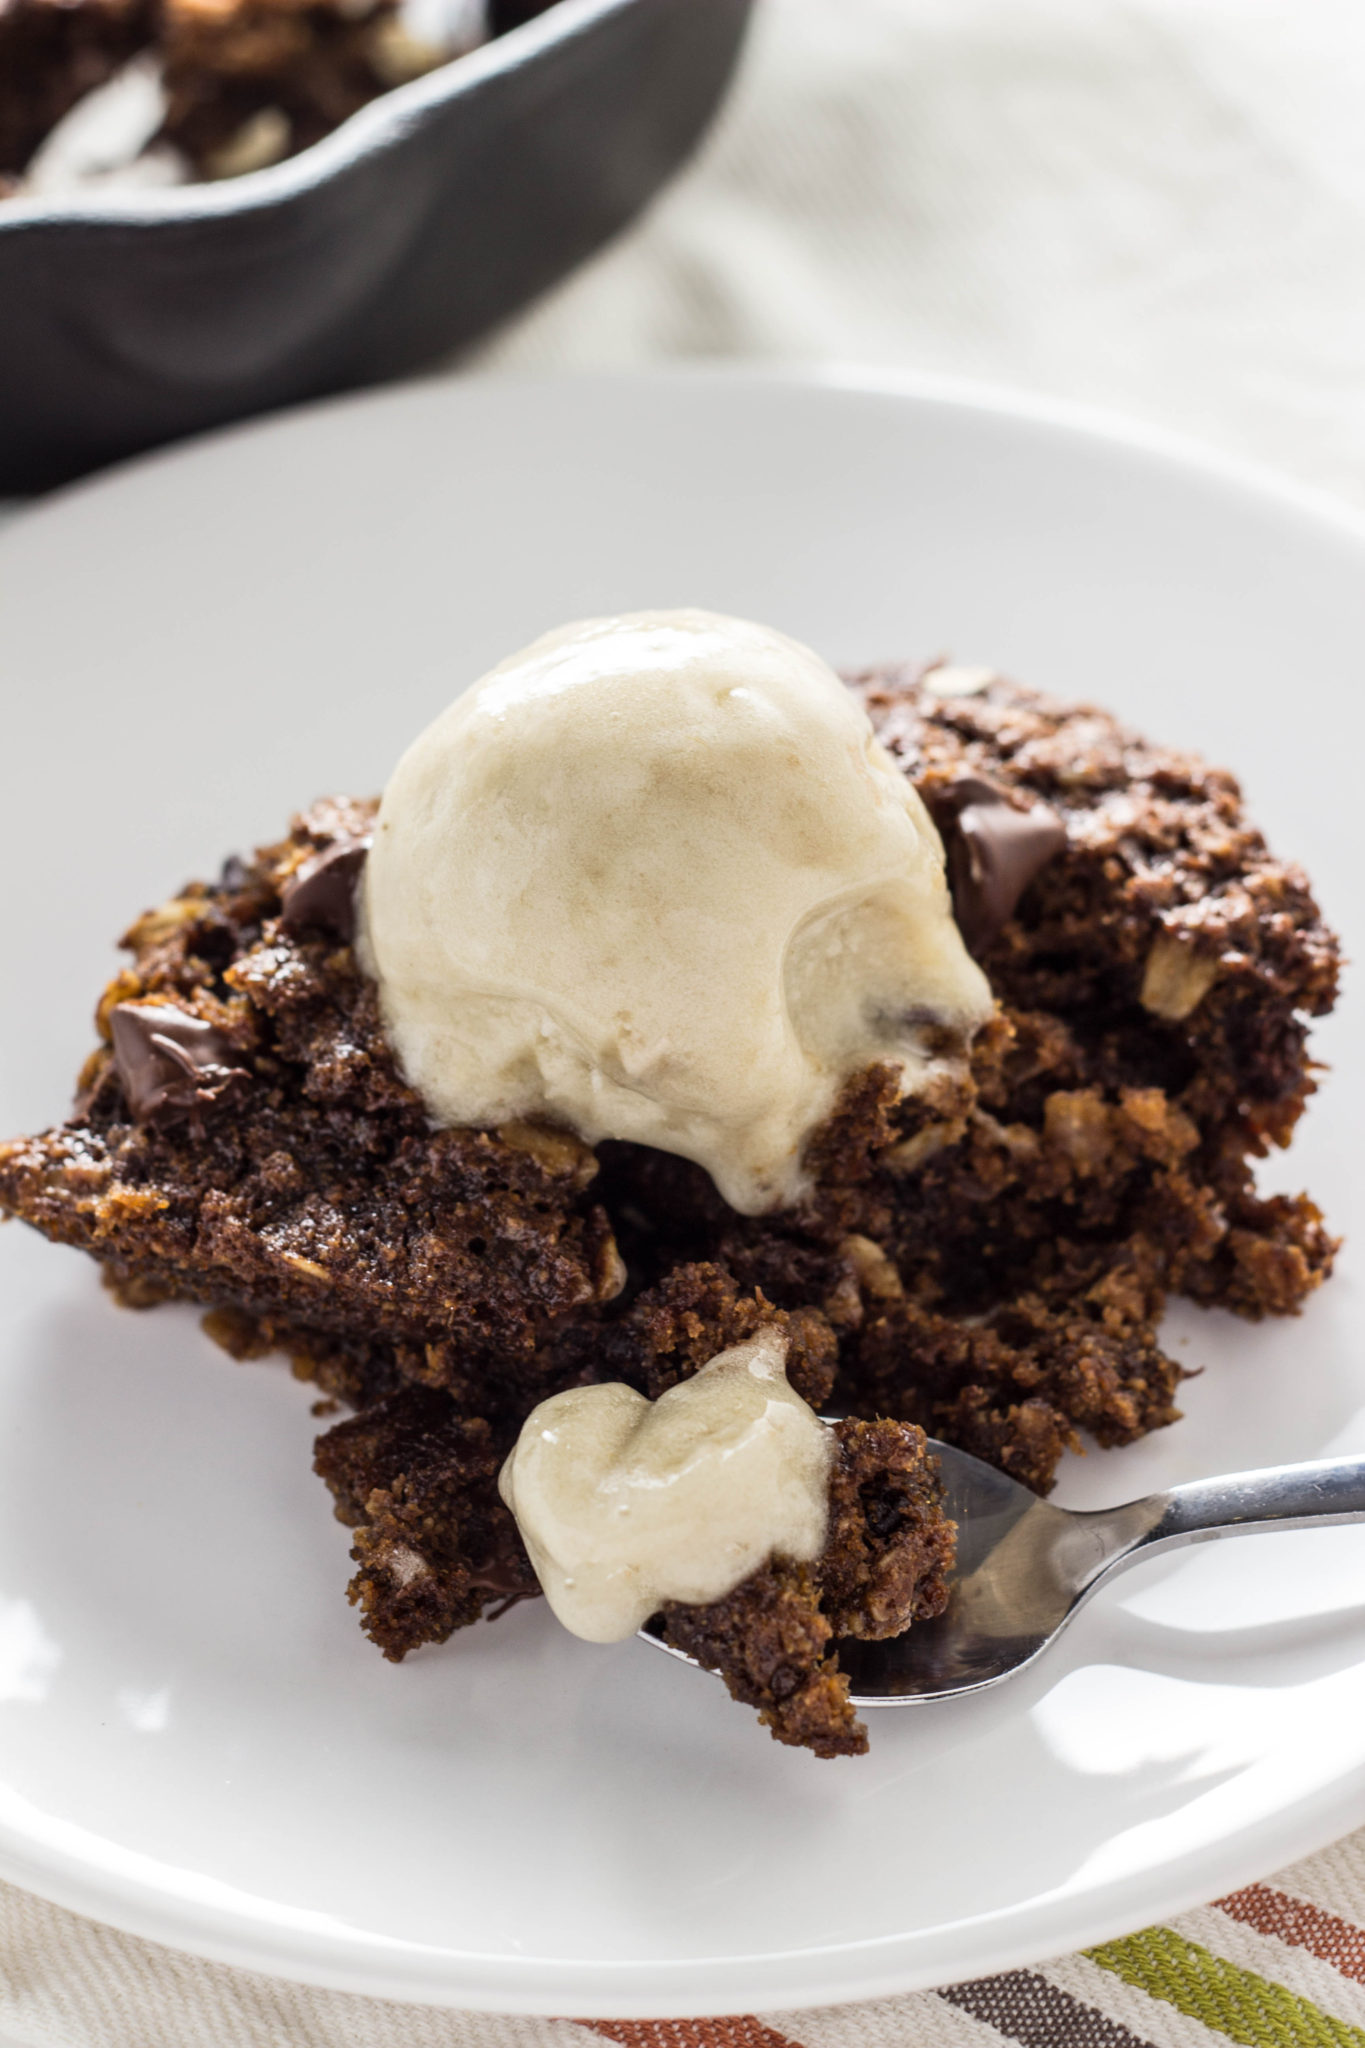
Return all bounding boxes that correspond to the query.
[0,611,1339,1759]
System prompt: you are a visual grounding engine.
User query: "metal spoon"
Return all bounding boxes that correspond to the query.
[641,1436,1365,1705]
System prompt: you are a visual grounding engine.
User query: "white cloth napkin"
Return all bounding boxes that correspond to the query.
[476,0,1365,516]
[7,2,1365,2040]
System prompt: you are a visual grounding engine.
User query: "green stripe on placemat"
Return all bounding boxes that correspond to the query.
[1088,1927,1365,2047]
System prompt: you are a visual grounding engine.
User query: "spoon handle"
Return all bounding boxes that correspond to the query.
[1091,1454,1365,1583]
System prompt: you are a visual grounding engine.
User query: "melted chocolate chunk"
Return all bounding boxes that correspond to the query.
[466,1552,538,1599]
[109,1003,250,1125]
[280,837,370,942]
[929,776,1067,954]
[467,1551,540,1618]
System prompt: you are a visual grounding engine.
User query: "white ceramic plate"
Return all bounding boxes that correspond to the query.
[1,369,1363,2017]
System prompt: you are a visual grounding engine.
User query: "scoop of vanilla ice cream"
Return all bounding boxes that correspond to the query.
[360,609,991,1213]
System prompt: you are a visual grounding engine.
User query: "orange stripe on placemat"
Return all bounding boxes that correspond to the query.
[1217,1883,1365,1983]
[578,2020,806,2048]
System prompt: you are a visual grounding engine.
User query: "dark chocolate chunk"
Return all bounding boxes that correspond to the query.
[109,1003,249,1125]
[929,776,1067,954]
[467,1549,540,1618]
[466,1554,537,1598]
[280,837,370,942]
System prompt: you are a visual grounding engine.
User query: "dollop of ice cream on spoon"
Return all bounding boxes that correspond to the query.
[360,608,991,1213]
[498,1326,833,1643]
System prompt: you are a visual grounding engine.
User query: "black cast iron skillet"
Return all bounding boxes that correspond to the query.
[0,0,753,490]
